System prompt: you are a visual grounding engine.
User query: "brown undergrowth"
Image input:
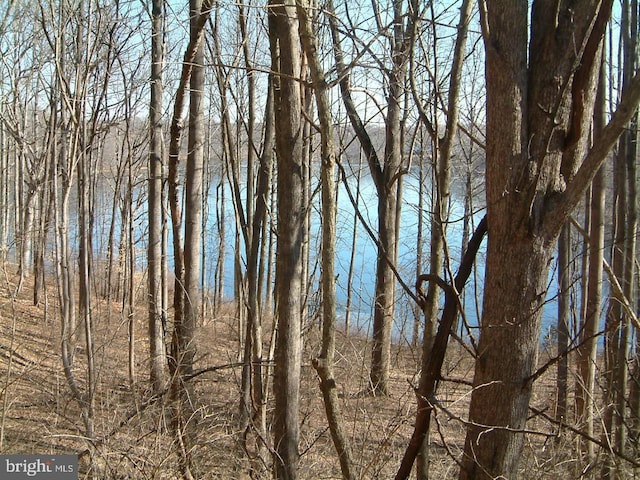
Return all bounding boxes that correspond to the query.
[0,269,577,479]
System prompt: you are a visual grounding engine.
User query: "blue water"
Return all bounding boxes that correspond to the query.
[84,165,564,346]
[199,166,561,345]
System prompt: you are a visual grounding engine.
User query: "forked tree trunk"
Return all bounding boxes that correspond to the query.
[238,85,273,462]
[459,1,640,478]
[182,0,204,380]
[165,2,213,478]
[326,0,415,395]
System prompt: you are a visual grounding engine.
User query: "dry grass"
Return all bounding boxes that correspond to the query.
[0,269,588,479]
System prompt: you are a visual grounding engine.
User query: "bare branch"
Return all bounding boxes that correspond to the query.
[546,71,640,236]
[395,215,487,480]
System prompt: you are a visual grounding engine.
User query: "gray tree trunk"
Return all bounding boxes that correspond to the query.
[575,60,606,468]
[148,0,168,395]
[182,0,204,380]
[165,2,213,477]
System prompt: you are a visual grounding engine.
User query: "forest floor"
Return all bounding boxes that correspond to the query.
[0,270,577,479]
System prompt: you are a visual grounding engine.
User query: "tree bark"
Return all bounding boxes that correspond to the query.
[182,0,205,379]
[166,2,213,478]
[575,57,606,467]
[297,2,356,478]
[458,2,640,478]
[269,0,304,476]
[235,5,273,458]
[148,0,168,395]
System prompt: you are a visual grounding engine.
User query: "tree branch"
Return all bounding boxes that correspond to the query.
[325,0,383,188]
[546,70,640,237]
[395,215,487,480]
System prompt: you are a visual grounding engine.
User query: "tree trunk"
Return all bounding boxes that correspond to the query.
[579,166,605,463]
[575,58,606,467]
[269,0,304,476]
[610,3,638,470]
[344,153,363,335]
[297,2,356,477]
[458,2,639,478]
[413,0,474,474]
[556,224,570,423]
[460,229,556,479]
[412,132,426,347]
[165,2,213,478]
[127,151,136,388]
[396,217,487,480]
[214,174,225,313]
[182,0,204,379]
[326,0,416,395]
[370,188,397,394]
[148,0,168,395]
[74,5,96,441]
[602,126,627,480]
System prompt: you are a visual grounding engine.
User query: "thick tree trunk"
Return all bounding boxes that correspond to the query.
[459,2,625,478]
[370,190,397,394]
[459,229,553,480]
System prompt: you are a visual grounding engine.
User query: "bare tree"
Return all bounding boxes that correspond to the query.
[459,2,640,478]
[601,3,638,476]
[268,0,304,475]
[297,1,356,478]
[182,0,205,388]
[575,56,606,467]
[148,0,169,395]
[410,0,475,475]
[165,1,214,477]
[327,0,417,395]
